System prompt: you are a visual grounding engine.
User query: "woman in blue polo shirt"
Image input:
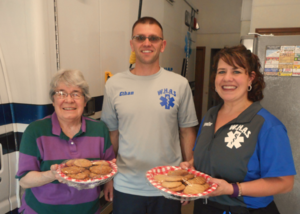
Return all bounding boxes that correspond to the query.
[182,45,296,214]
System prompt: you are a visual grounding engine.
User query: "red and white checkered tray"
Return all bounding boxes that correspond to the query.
[56,160,117,190]
[146,166,217,201]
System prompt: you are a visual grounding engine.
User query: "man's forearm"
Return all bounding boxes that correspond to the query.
[179,127,196,161]
[109,130,119,156]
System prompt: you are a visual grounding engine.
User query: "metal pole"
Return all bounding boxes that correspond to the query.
[138,0,143,19]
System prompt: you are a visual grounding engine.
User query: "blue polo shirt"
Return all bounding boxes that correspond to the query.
[194,102,296,208]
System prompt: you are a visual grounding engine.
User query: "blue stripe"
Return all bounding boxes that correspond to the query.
[193,117,205,151]
[0,96,103,126]
[0,103,13,125]
[13,103,54,124]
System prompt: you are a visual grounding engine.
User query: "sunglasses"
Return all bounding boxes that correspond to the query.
[132,35,163,43]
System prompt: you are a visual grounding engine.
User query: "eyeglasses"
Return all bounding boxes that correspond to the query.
[132,35,163,43]
[55,91,83,99]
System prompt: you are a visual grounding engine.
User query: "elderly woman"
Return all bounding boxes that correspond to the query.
[16,69,115,214]
[181,45,296,214]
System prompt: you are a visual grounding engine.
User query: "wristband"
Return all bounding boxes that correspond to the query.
[230,183,239,198]
[236,182,242,196]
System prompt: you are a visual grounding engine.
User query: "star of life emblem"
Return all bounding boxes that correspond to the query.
[160,94,175,109]
[224,131,244,149]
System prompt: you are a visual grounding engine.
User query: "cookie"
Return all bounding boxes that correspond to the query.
[201,182,210,191]
[89,165,112,175]
[61,166,85,174]
[65,159,75,167]
[92,160,110,166]
[183,184,207,194]
[165,175,183,182]
[167,169,189,176]
[74,159,93,168]
[168,184,186,192]
[161,181,182,189]
[68,170,90,180]
[89,172,104,179]
[183,173,195,180]
[153,175,168,183]
[186,176,206,185]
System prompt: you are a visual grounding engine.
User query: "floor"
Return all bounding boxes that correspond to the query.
[108,200,194,214]
[181,201,194,214]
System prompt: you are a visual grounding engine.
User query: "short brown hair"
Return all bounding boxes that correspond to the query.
[132,16,163,37]
[210,45,265,102]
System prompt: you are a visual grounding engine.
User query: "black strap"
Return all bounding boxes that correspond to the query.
[202,200,280,214]
[203,199,250,214]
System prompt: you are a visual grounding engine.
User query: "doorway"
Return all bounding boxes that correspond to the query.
[194,47,205,123]
[207,48,222,110]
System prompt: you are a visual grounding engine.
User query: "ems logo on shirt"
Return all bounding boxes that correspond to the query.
[157,88,176,109]
[203,122,213,127]
[119,91,134,96]
[225,124,251,149]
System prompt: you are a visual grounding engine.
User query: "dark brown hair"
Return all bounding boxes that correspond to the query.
[132,16,163,37]
[210,44,265,102]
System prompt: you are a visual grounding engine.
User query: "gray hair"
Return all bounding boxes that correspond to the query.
[49,69,91,102]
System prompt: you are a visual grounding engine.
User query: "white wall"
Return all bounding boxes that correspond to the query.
[161,0,198,82]
[250,0,300,31]
[0,0,57,105]
[57,0,138,98]
[194,0,243,116]
[100,0,198,83]
[99,0,138,86]
[240,0,252,36]
[1,0,199,120]
[57,0,102,97]
[58,0,198,101]
[195,0,300,117]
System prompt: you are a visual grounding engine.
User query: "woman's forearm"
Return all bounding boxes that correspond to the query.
[240,175,294,197]
[19,170,56,189]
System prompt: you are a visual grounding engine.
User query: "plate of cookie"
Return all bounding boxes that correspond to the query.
[56,158,117,190]
[146,166,217,201]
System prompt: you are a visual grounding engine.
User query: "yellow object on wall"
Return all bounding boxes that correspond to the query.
[129,51,136,64]
[105,71,113,83]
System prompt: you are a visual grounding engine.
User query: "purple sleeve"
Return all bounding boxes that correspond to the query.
[16,153,40,179]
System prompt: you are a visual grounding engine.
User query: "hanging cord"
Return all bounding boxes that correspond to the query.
[129,0,143,69]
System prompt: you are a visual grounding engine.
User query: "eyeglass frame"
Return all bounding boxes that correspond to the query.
[54,90,83,100]
[132,35,164,43]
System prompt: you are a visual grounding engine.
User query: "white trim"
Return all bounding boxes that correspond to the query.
[15,124,28,133]
[0,124,28,134]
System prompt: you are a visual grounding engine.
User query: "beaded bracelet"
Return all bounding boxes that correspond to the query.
[236,182,242,196]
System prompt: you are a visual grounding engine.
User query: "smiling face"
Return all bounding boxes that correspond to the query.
[52,82,86,124]
[130,23,166,66]
[215,58,254,104]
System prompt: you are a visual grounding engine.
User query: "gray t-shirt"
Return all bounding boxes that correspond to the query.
[101,68,198,196]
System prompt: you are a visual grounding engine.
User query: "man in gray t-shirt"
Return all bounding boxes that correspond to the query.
[101,16,198,214]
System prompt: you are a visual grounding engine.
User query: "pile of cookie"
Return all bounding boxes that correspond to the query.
[60,159,112,180]
[154,169,210,194]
